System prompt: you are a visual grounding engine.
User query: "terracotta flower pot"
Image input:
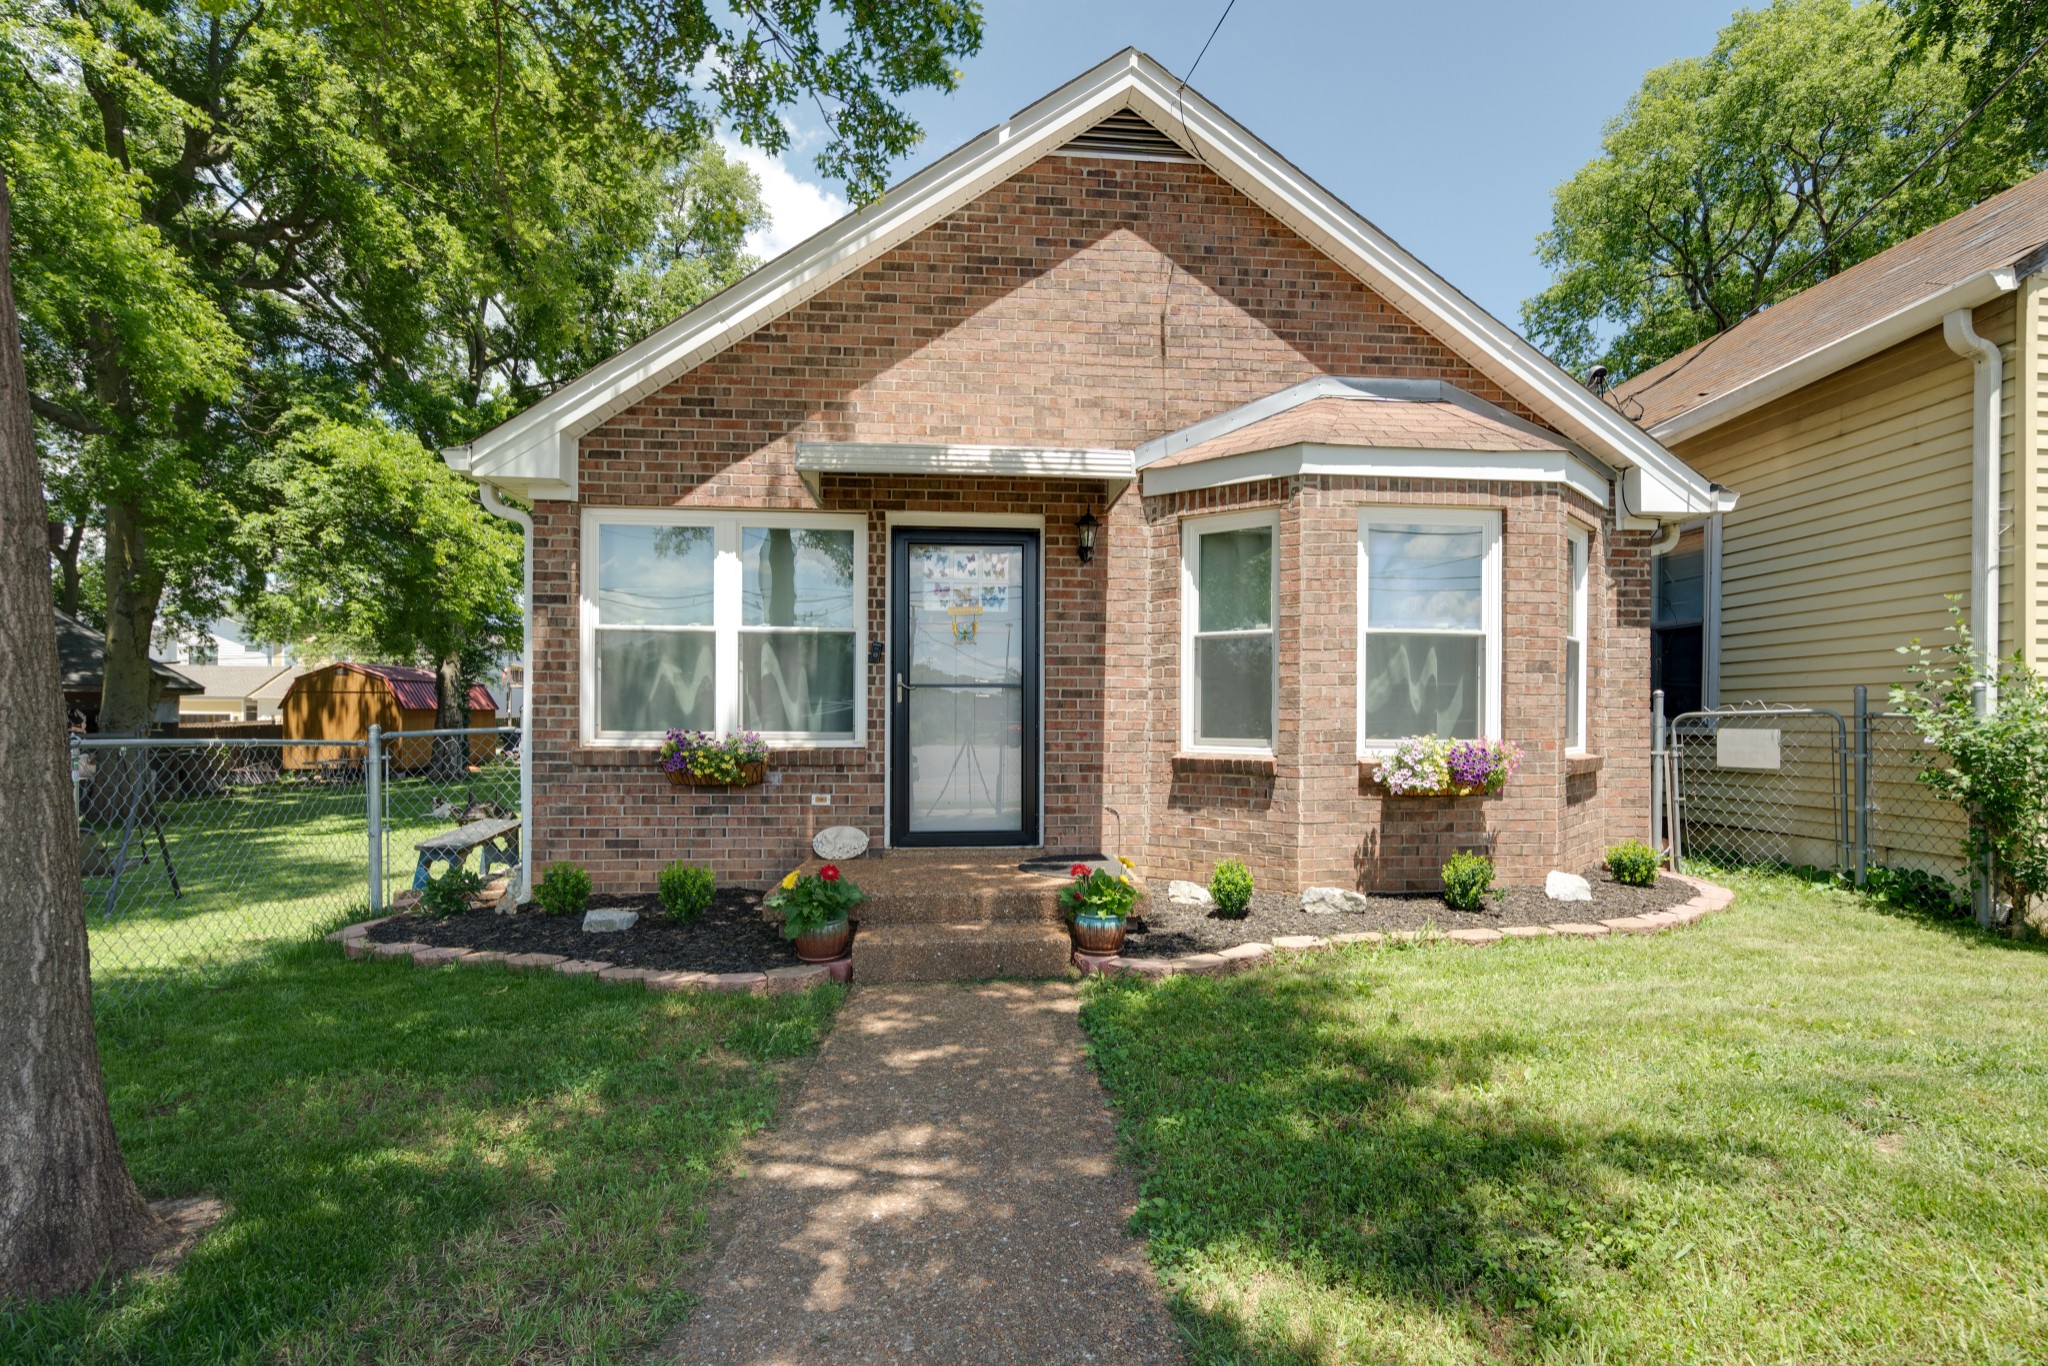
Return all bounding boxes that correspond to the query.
[1071,913,1126,955]
[794,917,852,963]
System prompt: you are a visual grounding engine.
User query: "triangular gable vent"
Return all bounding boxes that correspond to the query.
[1054,109,1194,162]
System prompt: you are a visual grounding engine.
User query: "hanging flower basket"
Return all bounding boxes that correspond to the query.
[657,730,769,788]
[1372,736,1523,798]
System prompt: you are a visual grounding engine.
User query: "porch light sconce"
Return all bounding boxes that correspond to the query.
[1076,511,1100,565]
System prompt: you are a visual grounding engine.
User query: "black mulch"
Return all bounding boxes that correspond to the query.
[1122,870,1699,957]
[365,887,799,974]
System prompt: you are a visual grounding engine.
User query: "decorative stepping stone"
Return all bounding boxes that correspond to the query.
[813,825,870,860]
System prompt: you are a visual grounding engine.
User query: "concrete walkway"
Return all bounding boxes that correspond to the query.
[658,981,1184,1364]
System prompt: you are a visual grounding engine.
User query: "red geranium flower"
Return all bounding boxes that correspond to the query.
[820,865,841,882]
[1070,863,1090,878]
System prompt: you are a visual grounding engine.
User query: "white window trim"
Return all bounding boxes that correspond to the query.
[1355,507,1504,755]
[580,507,868,748]
[1566,524,1589,754]
[1180,509,1280,754]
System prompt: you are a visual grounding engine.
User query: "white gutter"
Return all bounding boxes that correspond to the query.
[1943,307,2003,700]
[1650,268,2017,445]
[1647,523,1684,556]
[477,483,534,902]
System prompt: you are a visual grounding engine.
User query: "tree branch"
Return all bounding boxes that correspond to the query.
[28,395,111,437]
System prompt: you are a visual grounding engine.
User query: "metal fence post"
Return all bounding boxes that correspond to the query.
[1853,685,1869,887]
[366,724,384,913]
[1650,689,1666,854]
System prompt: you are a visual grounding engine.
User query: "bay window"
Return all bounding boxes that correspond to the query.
[1181,512,1277,751]
[583,511,865,745]
[1357,509,1501,750]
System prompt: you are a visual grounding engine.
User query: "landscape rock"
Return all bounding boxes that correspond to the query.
[1301,886,1370,914]
[1166,880,1214,906]
[582,907,639,933]
[1545,870,1594,902]
[812,825,870,860]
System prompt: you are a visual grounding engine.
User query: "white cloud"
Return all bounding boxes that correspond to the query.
[718,134,850,261]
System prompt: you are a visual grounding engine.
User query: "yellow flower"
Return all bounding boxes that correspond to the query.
[1119,874,1130,884]
[781,871,799,890]
[1117,856,1134,869]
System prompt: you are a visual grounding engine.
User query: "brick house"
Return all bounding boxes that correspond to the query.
[443,51,1731,899]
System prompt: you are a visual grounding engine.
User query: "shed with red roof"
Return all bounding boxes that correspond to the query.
[280,662,499,770]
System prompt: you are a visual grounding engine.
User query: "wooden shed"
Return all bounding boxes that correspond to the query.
[280,663,498,771]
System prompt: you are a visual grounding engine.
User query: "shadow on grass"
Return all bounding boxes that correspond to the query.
[4,940,840,1364]
[1082,963,1760,1362]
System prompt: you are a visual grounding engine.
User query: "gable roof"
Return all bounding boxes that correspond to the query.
[53,610,202,696]
[1618,170,2048,440]
[443,49,1723,524]
[174,663,298,700]
[290,662,496,714]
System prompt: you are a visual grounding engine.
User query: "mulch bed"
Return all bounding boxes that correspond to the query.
[365,888,799,974]
[1123,869,1698,957]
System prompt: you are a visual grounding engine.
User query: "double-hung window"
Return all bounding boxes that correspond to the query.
[584,510,865,745]
[1357,509,1501,750]
[1565,525,1589,752]
[1181,512,1277,751]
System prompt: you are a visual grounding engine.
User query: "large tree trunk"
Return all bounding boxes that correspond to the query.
[0,170,169,1301]
[98,497,164,737]
[429,652,471,781]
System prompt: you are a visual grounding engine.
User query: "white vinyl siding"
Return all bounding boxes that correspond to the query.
[581,509,866,746]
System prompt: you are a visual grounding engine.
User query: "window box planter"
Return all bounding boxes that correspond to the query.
[1368,735,1524,798]
[665,761,767,789]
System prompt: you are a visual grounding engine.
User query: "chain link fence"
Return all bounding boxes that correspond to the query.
[76,726,518,1005]
[1655,688,1971,909]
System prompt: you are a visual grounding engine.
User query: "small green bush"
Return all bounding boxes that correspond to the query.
[1864,866,1969,921]
[1441,851,1496,912]
[658,861,716,921]
[1209,859,1254,919]
[419,866,485,918]
[1606,840,1662,887]
[533,862,593,916]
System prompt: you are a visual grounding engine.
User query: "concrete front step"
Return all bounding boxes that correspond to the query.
[797,851,1069,926]
[851,921,1074,982]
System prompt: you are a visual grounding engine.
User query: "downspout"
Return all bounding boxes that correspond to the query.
[1943,307,2003,704]
[478,482,535,903]
[1646,522,1683,555]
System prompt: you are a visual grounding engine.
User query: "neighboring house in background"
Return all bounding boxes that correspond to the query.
[54,610,201,733]
[442,51,1728,899]
[155,617,297,668]
[173,664,308,723]
[1617,170,2048,717]
[280,662,499,770]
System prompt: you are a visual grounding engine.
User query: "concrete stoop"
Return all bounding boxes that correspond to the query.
[851,921,1074,982]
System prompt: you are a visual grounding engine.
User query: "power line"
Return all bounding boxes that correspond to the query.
[1180,0,1238,92]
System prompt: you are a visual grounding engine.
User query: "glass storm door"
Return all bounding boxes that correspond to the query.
[889,530,1040,847]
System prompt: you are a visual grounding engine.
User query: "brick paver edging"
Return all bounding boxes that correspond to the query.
[1072,874,1735,981]
[325,919,849,994]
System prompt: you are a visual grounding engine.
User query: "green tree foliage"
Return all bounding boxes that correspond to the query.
[4,0,982,730]
[1523,0,2038,382]
[1892,606,2048,936]
[1895,0,2048,153]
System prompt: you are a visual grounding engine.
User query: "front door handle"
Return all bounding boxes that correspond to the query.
[896,673,906,703]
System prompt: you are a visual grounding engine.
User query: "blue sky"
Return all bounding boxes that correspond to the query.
[725,0,1742,334]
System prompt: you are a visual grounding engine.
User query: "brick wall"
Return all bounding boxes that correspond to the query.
[525,152,1652,893]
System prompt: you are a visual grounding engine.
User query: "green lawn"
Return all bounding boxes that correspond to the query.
[2,941,841,1364]
[82,765,517,990]
[1082,872,2048,1364]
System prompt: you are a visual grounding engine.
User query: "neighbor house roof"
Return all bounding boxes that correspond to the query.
[1618,170,2048,440]
[289,662,496,714]
[443,49,1723,523]
[53,610,202,696]
[1134,377,1608,502]
[174,663,298,701]
[248,665,309,703]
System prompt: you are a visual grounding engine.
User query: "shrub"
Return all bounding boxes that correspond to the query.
[1864,866,1970,921]
[1440,852,1496,912]
[1606,840,1661,887]
[533,862,593,917]
[1057,862,1141,922]
[764,864,866,938]
[420,866,485,918]
[658,861,716,921]
[1209,859,1254,919]
[1894,605,2048,933]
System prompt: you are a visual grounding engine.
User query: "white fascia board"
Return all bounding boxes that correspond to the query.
[1119,80,1718,514]
[1648,268,2018,445]
[1141,443,1612,504]
[794,441,1134,501]
[451,47,1712,513]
